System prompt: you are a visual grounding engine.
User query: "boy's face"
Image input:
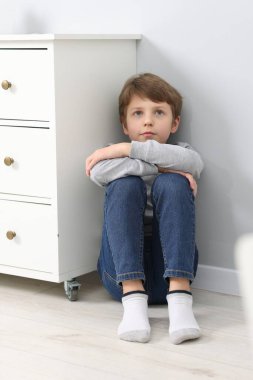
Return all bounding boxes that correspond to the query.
[123,95,180,143]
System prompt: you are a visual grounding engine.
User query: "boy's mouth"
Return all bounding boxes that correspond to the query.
[141,132,155,136]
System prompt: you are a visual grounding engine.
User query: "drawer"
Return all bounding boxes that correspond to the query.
[0,200,58,272]
[0,48,52,121]
[0,127,55,198]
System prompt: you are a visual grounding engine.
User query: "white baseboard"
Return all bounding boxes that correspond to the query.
[192,264,240,296]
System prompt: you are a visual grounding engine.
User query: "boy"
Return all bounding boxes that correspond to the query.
[86,73,204,344]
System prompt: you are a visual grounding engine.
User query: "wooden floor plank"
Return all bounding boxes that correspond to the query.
[0,272,253,379]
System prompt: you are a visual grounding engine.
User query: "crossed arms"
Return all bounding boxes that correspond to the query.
[86,140,204,196]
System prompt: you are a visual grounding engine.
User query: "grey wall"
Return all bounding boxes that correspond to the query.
[1,0,252,271]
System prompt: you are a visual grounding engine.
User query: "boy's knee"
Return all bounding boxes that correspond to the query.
[152,173,190,197]
[107,176,146,195]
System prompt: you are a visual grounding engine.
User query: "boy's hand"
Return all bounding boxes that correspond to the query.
[157,167,198,197]
[86,143,131,176]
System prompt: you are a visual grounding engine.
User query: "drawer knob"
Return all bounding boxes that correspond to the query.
[4,157,14,166]
[1,80,12,90]
[6,231,16,240]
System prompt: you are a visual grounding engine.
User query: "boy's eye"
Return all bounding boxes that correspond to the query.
[155,110,164,116]
[133,111,143,117]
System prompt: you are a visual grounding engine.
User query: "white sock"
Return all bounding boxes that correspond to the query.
[117,291,151,343]
[167,291,201,344]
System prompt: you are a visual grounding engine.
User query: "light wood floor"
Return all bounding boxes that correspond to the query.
[0,271,253,380]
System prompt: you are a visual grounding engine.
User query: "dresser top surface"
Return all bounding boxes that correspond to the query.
[0,34,141,41]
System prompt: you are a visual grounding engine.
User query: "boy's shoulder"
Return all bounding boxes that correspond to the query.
[176,141,192,149]
[104,141,194,150]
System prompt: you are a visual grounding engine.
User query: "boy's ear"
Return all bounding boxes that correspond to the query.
[122,123,129,136]
[171,116,180,134]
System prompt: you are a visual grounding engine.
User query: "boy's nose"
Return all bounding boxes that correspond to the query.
[144,118,153,126]
[144,112,153,126]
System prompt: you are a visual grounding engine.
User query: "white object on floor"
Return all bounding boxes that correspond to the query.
[235,234,253,350]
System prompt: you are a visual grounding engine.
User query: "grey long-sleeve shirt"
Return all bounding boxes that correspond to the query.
[90,140,204,233]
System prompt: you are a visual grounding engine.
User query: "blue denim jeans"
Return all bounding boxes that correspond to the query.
[97,174,198,305]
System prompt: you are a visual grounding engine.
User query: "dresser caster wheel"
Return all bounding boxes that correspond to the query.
[64,279,81,301]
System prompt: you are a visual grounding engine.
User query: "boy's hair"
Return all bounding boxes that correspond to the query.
[119,73,183,124]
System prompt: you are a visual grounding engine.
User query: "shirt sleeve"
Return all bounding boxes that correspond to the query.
[129,140,204,179]
[90,157,158,187]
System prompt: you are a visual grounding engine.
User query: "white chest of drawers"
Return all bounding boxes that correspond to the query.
[0,34,139,296]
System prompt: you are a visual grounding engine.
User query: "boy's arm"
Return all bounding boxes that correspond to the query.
[130,140,204,179]
[86,143,131,176]
[89,157,158,187]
